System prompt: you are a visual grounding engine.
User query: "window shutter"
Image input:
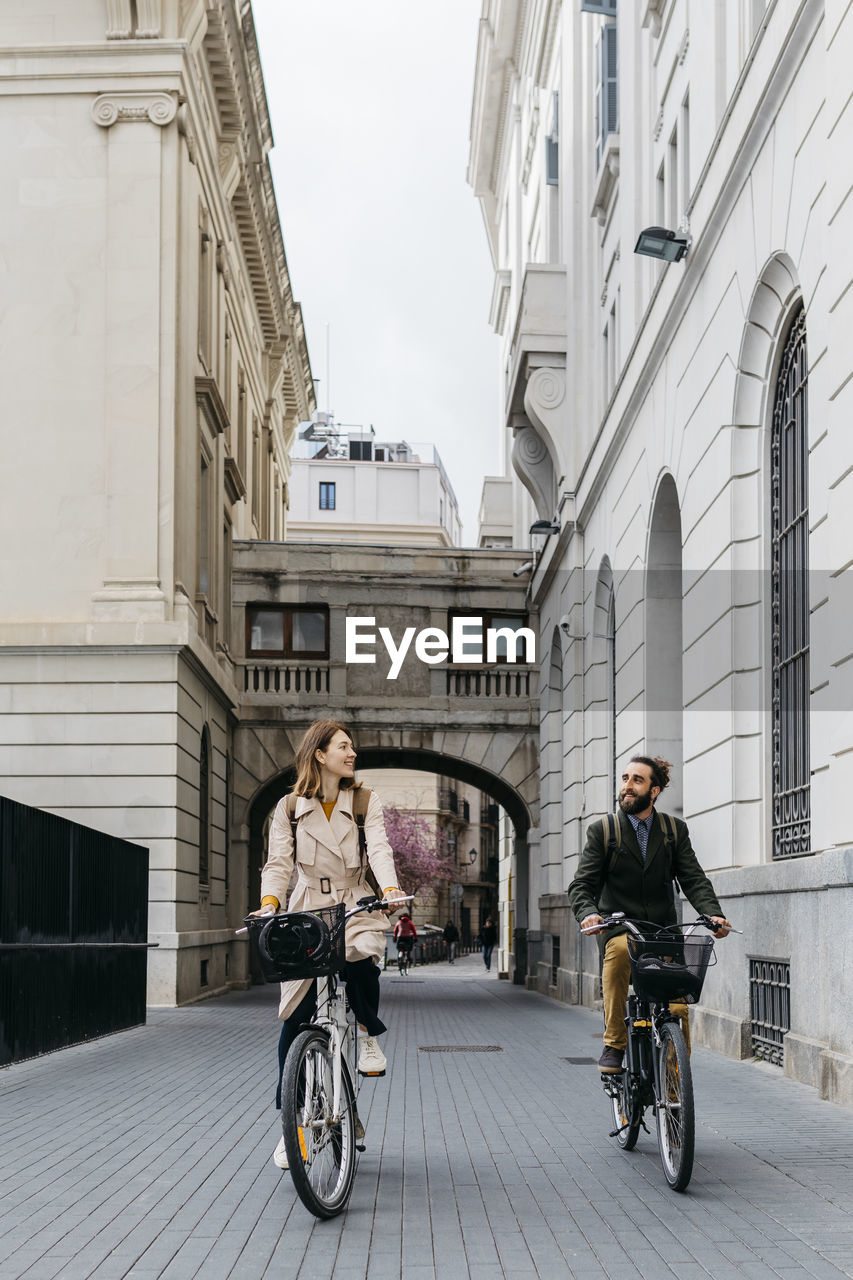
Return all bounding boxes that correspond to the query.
[546,89,559,185]
[595,22,619,170]
[604,23,619,138]
[581,0,617,14]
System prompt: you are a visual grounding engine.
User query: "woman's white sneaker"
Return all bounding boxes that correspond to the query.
[357,1036,387,1075]
[273,1135,289,1170]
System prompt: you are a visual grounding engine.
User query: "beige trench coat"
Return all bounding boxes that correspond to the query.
[260,786,399,1021]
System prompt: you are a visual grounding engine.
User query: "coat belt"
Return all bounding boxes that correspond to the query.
[295,867,365,896]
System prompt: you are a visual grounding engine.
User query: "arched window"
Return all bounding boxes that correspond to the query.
[199,725,211,885]
[771,305,810,858]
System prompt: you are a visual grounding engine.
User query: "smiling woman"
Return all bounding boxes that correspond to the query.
[253,719,403,1169]
[249,0,497,541]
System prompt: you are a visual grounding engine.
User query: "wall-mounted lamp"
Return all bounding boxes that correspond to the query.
[529,519,561,536]
[633,225,691,263]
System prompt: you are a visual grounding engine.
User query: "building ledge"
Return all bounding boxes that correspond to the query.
[591,134,620,225]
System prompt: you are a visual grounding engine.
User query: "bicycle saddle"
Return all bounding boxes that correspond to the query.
[258,912,331,970]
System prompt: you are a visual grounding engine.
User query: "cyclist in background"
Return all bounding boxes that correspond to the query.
[568,755,730,1075]
[393,913,417,971]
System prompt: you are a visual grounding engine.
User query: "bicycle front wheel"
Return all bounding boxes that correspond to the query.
[655,1023,694,1191]
[281,1028,357,1218]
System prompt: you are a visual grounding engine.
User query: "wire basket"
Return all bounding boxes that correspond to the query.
[245,903,346,982]
[626,933,715,1005]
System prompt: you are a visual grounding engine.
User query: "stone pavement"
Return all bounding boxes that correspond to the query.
[2,952,853,1280]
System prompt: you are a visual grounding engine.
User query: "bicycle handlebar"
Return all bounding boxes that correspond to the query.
[580,912,739,938]
[234,894,415,937]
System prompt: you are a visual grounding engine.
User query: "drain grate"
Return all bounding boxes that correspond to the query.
[562,1056,596,1065]
[418,1045,504,1053]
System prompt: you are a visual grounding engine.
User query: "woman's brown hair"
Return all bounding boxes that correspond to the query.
[292,719,362,798]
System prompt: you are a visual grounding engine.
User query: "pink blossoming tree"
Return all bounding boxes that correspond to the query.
[383,806,455,898]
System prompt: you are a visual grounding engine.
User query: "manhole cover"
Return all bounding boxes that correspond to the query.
[562,1056,596,1065]
[418,1045,504,1053]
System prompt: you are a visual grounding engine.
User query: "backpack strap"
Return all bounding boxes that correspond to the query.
[601,811,621,877]
[285,792,299,848]
[657,811,681,893]
[352,787,371,863]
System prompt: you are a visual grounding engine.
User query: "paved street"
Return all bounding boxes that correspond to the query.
[2,953,853,1280]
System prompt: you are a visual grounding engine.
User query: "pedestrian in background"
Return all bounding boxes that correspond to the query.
[481,916,497,971]
[443,919,459,964]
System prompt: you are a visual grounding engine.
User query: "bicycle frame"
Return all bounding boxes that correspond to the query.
[310,971,355,1127]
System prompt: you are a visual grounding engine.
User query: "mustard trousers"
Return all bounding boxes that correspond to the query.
[602,933,690,1051]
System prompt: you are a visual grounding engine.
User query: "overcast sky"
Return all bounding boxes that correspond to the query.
[251,0,500,543]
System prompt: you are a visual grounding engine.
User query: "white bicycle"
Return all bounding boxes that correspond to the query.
[244,893,411,1219]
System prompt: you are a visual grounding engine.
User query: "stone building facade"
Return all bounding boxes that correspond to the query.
[0,0,313,1003]
[470,0,853,1104]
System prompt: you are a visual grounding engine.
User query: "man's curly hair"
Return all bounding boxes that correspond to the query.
[628,755,672,792]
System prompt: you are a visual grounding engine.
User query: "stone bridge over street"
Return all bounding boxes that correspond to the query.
[230,542,541,979]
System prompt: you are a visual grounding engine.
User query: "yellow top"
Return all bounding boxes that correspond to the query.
[321,799,336,822]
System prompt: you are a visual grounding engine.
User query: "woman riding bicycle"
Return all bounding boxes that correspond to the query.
[255,720,402,1169]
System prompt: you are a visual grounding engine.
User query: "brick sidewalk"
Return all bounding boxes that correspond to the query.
[2,952,852,1279]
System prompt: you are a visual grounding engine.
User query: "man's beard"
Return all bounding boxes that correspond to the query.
[619,785,653,815]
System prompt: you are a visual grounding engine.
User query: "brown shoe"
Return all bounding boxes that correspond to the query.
[598,1045,624,1073]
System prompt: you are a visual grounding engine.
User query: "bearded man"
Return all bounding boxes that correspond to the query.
[568,756,730,1073]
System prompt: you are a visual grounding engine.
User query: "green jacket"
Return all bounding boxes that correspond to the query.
[567,809,723,943]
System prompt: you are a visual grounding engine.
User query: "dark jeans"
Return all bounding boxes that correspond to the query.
[275,957,386,1107]
[482,944,494,970]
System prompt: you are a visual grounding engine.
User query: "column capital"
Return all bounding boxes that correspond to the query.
[91,92,177,129]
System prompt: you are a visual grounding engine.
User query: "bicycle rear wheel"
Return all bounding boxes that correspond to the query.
[655,1022,694,1191]
[281,1027,357,1218]
[609,1070,641,1150]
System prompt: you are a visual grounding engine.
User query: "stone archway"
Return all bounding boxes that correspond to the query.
[235,724,538,985]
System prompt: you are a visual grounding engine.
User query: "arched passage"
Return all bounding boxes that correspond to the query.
[245,745,534,984]
[646,473,684,815]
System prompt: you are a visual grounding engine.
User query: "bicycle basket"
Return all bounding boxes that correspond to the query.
[626,933,715,1005]
[244,903,346,982]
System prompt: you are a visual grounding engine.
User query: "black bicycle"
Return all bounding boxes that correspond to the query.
[588,912,720,1192]
[396,942,413,976]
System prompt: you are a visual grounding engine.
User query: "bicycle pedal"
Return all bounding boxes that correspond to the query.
[356,1142,366,1153]
[358,1069,386,1077]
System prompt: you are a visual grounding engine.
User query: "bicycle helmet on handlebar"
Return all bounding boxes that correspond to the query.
[257,911,332,972]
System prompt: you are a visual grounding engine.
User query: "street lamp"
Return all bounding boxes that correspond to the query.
[633,225,691,263]
[529,519,561,536]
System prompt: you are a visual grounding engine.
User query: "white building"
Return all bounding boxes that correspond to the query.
[470,0,853,1104]
[287,415,462,546]
[0,0,314,1005]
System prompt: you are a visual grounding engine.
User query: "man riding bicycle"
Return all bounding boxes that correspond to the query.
[393,913,417,967]
[568,756,731,1074]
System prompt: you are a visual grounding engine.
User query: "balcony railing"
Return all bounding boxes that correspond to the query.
[445,667,535,698]
[242,661,330,696]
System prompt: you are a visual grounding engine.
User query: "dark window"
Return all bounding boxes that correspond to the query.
[246,605,329,659]
[349,441,372,460]
[546,90,559,185]
[319,482,336,510]
[199,725,211,886]
[771,306,810,859]
[447,611,535,664]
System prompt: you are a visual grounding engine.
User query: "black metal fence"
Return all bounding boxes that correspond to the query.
[0,796,149,1066]
[386,935,478,967]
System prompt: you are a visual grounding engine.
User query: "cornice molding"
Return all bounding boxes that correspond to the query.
[91,90,176,128]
